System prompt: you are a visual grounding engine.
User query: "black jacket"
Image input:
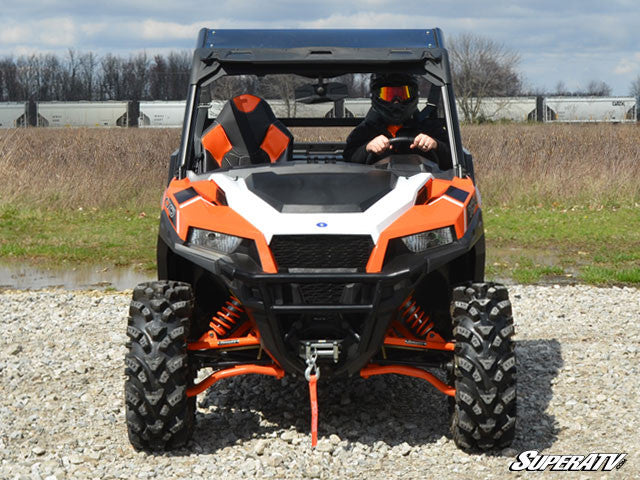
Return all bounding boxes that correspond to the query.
[343,108,452,169]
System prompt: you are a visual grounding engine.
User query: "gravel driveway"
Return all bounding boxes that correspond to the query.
[1,284,638,479]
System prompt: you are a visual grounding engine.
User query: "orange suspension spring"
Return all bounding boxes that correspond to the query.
[398,295,434,338]
[210,296,247,338]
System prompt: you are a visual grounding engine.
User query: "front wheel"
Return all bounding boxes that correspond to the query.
[124,281,196,450]
[449,282,516,450]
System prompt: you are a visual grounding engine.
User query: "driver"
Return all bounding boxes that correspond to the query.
[343,73,451,168]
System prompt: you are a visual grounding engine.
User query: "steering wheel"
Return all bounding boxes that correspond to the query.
[388,136,416,151]
[369,136,440,166]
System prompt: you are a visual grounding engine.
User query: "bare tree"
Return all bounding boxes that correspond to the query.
[99,54,123,100]
[166,51,190,100]
[629,75,640,97]
[554,81,569,96]
[79,52,97,100]
[0,50,189,102]
[336,74,369,97]
[15,55,40,101]
[257,74,307,116]
[0,58,21,101]
[210,75,253,100]
[448,33,522,122]
[583,80,612,97]
[149,55,168,100]
[121,53,149,100]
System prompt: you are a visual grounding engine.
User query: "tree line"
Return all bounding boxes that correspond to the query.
[1,35,636,123]
[0,50,192,102]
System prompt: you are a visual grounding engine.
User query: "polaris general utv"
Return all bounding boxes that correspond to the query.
[125,29,516,451]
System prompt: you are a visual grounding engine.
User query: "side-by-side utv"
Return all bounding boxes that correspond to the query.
[124,28,516,451]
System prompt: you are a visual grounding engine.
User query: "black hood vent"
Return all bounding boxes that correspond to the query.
[246,170,396,213]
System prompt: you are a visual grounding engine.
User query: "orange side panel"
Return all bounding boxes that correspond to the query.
[367,202,464,272]
[185,179,226,206]
[176,195,277,273]
[202,124,233,166]
[163,178,276,273]
[366,176,476,273]
[167,177,192,193]
[260,124,290,162]
[430,178,452,199]
[431,177,476,201]
[233,94,261,113]
[163,177,192,219]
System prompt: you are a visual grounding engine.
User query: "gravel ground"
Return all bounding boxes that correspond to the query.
[0,284,638,479]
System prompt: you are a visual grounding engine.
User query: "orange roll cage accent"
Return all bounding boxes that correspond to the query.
[187,364,285,397]
[360,364,455,397]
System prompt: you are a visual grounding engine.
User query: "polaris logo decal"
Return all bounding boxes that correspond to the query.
[316,222,328,228]
[509,450,626,472]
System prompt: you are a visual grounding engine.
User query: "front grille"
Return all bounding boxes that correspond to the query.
[298,283,347,304]
[270,235,374,271]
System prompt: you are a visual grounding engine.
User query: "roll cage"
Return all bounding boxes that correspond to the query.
[177,29,468,179]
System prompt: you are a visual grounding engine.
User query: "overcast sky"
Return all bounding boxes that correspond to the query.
[1,0,638,95]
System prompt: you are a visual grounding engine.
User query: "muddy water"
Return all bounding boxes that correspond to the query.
[0,245,578,290]
[0,263,155,290]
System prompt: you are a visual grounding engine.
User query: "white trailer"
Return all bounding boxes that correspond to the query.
[0,102,27,128]
[345,98,432,118]
[474,97,537,122]
[206,99,334,119]
[37,101,129,127]
[543,97,636,123]
[344,99,371,117]
[139,101,186,128]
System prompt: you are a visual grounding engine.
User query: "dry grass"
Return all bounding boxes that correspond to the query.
[464,123,640,207]
[0,124,638,209]
[0,128,179,209]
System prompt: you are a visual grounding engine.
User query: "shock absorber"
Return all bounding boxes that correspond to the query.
[398,295,434,338]
[209,296,248,338]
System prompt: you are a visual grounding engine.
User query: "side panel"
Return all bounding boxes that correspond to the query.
[368,176,476,272]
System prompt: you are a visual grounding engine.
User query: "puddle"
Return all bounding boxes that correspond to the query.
[487,246,584,285]
[0,263,155,290]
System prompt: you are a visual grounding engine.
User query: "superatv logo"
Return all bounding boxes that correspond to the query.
[509,450,626,472]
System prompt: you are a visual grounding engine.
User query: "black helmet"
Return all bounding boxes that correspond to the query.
[370,73,419,124]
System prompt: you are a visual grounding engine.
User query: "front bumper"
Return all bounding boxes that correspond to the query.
[159,210,484,376]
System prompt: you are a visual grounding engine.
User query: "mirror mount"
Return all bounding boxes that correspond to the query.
[295,77,349,104]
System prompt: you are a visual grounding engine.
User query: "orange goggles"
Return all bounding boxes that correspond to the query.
[378,85,413,102]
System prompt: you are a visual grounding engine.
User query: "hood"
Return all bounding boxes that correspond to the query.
[211,163,430,243]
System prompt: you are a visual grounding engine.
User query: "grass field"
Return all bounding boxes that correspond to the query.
[1,125,638,285]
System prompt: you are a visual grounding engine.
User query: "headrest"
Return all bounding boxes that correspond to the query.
[202,94,293,168]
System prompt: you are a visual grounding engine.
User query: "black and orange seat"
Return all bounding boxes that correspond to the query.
[201,94,293,169]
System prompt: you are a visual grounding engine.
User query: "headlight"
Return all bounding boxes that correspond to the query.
[188,228,242,253]
[401,227,455,252]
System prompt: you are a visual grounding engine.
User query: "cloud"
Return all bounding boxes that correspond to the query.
[139,20,201,41]
[614,53,640,75]
[298,12,430,28]
[1,18,76,47]
[0,25,30,44]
